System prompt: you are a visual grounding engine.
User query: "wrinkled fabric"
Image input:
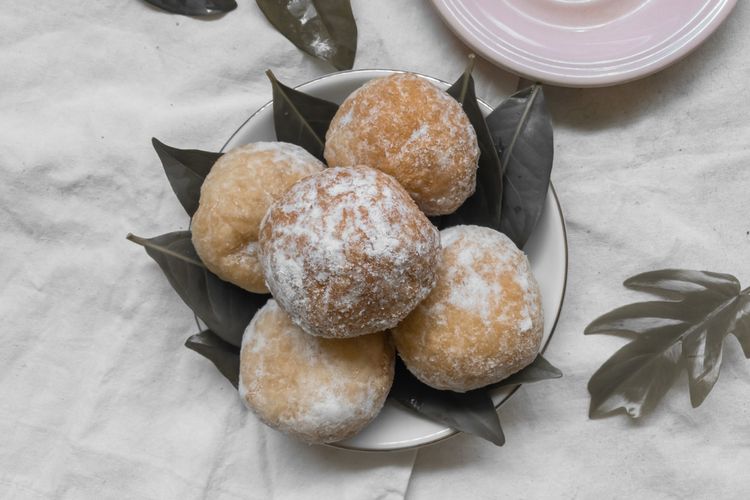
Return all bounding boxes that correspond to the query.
[0,1,512,499]
[2,0,749,498]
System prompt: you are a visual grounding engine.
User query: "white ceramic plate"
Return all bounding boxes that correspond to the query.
[430,0,737,88]
[223,70,568,451]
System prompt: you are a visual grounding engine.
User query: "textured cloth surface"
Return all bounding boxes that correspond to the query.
[1,0,749,499]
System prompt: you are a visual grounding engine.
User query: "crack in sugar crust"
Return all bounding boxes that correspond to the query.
[392,225,544,392]
[191,142,324,293]
[239,300,395,444]
[259,166,441,338]
[324,73,479,216]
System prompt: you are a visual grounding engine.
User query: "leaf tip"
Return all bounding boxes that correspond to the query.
[265,69,277,84]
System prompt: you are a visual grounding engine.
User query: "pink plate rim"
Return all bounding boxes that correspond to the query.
[430,0,737,87]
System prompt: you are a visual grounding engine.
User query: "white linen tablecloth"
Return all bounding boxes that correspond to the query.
[1,1,748,498]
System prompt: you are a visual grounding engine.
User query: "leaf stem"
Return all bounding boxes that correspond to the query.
[502,85,540,174]
[456,54,476,104]
[266,69,325,151]
[126,233,205,268]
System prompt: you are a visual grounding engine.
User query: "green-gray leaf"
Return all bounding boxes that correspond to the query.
[589,325,683,418]
[486,85,553,249]
[256,0,357,70]
[144,0,237,16]
[266,70,340,161]
[587,269,750,418]
[624,269,740,301]
[390,359,505,446]
[732,292,750,358]
[185,330,240,388]
[127,232,268,346]
[152,138,222,217]
[488,354,562,389]
[441,56,504,231]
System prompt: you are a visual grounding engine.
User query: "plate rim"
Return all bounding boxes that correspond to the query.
[222,69,568,452]
[429,0,737,88]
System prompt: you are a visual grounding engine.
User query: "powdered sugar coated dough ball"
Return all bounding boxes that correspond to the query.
[324,73,479,216]
[259,166,441,338]
[191,142,324,293]
[239,300,394,444]
[392,225,544,392]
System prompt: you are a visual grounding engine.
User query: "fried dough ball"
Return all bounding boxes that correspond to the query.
[239,300,395,444]
[191,142,324,293]
[259,166,440,338]
[324,73,479,216]
[392,225,544,392]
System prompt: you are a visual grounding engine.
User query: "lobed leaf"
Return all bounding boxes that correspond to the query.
[486,85,553,249]
[144,0,237,16]
[624,269,740,301]
[266,70,340,161]
[588,325,684,418]
[256,0,357,70]
[128,232,268,346]
[442,56,504,231]
[152,138,222,217]
[587,269,750,418]
[185,330,241,388]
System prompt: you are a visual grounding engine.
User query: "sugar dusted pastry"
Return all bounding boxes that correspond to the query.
[239,300,395,444]
[258,166,441,338]
[324,73,479,216]
[191,142,324,293]
[392,225,544,392]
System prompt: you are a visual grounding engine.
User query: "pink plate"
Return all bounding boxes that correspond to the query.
[430,0,736,87]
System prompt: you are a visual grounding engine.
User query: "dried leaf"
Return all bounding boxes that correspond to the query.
[441,56,504,231]
[486,85,553,249]
[488,354,562,389]
[144,0,237,16]
[127,232,268,346]
[152,138,222,217]
[185,330,240,388]
[266,70,339,161]
[587,269,750,418]
[390,359,505,446]
[256,0,357,70]
[732,292,750,358]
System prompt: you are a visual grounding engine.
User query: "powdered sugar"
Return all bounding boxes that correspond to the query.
[324,73,479,215]
[239,300,394,443]
[259,166,440,338]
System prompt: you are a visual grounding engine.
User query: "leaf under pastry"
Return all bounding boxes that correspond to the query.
[127,232,268,347]
[390,354,561,445]
[185,330,241,388]
[266,70,339,161]
[486,85,553,249]
[256,0,357,70]
[441,55,504,231]
[390,359,505,446]
[586,269,750,418]
[487,354,563,390]
[144,0,237,16]
[152,138,222,217]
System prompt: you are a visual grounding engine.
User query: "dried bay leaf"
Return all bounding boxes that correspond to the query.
[185,330,241,388]
[587,269,750,417]
[152,138,222,217]
[144,0,237,16]
[266,70,339,161]
[442,56,504,231]
[127,232,268,347]
[486,85,553,249]
[256,0,357,70]
[391,354,561,445]
[390,359,505,446]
